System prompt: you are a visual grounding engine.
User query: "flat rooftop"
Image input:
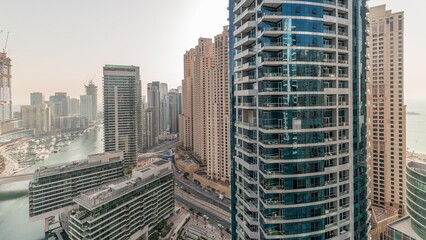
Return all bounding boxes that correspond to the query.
[388,216,421,239]
[371,205,398,223]
[74,160,172,210]
[408,161,426,176]
[34,152,123,178]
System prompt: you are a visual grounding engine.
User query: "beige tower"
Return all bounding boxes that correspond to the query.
[367,5,406,215]
[207,27,230,182]
[192,38,214,163]
[180,49,196,150]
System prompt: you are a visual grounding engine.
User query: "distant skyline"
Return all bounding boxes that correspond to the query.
[0,0,424,105]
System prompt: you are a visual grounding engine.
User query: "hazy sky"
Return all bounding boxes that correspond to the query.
[0,0,424,105]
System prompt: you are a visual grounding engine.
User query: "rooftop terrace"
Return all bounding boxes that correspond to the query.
[74,160,172,210]
[34,151,123,178]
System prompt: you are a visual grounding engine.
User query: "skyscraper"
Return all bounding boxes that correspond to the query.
[0,52,12,120]
[179,49,196,150]
[168,89,181,134]
[207,27,231,182]
[142,103,154,151]
[21,104,51,134]
[229,0,370,239]
[160,82,169,133]
[193,38,214,163]
[85,81,98,121]
[80,95,93,123]
[147,81,161,146]
[103,65,142,167]
[31,92,45,105]
[49,92,68,117]
[70,98,80,115]
[367,5,406,214]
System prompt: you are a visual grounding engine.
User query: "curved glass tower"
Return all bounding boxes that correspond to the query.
[229,0,370,239]
[406,161,426,238]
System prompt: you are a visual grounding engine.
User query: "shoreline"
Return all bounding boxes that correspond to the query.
[0,138,30,177]
[0,124,100,177]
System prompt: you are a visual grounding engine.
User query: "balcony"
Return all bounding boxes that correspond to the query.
[236,75,256,83]
[233,0,255,13]
[234,20,257,37]
[259,72,286,80]
[234,35,256,48]
[235,62,256,72]
[236,181,258,198]
[235,121,257,130]
[337,2,348,8]
[234,48,256,60]
[234,7,256,25]
[338,30,348,36]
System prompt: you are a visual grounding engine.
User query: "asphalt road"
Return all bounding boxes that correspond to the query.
[174,175,231,211]
[175,193,231,230]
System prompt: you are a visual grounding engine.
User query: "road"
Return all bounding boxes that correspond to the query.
[0,138,30,176]
[174,172,231,212]
[141,140,178,154]
[175,189,231,230]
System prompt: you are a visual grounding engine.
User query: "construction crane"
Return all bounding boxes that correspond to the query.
[3,32,9,53]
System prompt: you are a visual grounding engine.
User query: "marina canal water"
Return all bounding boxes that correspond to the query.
[0,126,103,240]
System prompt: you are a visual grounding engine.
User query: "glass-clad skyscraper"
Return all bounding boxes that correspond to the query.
[103,65,142,167]
[229,0,370,239]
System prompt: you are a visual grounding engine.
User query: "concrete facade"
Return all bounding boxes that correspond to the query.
[80,95,93,123]
[367,5,406,214]
[68,160,174,240]
[179,49,196,150]
[207,27,231,182]
[193,38,214,164]
[21,104,51,134]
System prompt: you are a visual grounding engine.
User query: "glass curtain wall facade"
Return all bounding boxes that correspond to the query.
[229,0,370,239]
[406,161,426,238]
[103,65,142,167]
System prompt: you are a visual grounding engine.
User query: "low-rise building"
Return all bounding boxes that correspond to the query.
[68,160,174,240]
[29,151,124,221]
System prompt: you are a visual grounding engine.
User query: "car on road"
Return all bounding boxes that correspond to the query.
[203,215,209,220]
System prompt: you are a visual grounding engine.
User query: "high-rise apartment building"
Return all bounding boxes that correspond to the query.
[80,95,93,123]
[229,0,370,239]
[29,151,124,221]
[70,98,80,115]
[147,81,161,146]
[68,160,174,240]
[49,92,68,117]
[179,49,196,150]
[367,5,406,214]
[142,103,154,151]
[193,38,214,163]
[85,81,98,121]
[21,104,51,134]
[207,27,231,182]
[168,89,181,134]
[0,52,12,120]
[31,92,45,105]
[160,82,169,133]
[103,65,142,167]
